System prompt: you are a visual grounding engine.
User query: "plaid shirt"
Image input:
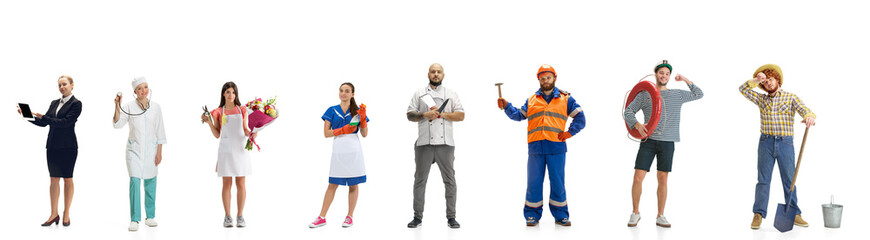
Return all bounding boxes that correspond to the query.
[739,81,815,136]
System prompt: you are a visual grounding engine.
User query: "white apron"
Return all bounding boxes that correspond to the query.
[329,134,366,178]
[217,106,251,176]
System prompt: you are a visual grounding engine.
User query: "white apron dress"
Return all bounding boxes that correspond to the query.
[329,133,366,178]
[217,106,252,177]
[114,101,167,179]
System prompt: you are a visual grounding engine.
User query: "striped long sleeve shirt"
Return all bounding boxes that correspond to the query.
[624,84,704,142]
[739,80,815,136]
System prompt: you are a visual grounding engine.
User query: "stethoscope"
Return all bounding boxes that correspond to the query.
[117,90,152,116]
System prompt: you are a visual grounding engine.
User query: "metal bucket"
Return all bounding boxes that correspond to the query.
[822,195,843,228]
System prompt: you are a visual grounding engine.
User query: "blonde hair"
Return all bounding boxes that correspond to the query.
[58,75,74,84]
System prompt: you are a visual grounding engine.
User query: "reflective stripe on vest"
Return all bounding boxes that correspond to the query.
[526,93,568,143]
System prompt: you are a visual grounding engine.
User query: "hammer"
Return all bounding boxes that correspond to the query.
[495,82,504,98]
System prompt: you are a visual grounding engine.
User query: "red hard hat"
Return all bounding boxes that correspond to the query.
[537,64,557,78]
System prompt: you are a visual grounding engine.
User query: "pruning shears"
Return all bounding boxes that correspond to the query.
[202,105,212,124]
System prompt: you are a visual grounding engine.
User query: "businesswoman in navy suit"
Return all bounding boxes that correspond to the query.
[19,75,81,227]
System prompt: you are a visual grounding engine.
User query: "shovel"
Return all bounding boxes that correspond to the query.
[774,126,810,232]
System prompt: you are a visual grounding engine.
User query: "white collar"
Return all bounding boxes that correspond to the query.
[427,84,444,93]
[60,95,73,103]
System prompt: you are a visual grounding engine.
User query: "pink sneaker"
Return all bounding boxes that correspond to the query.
[308,216,326,228]
[342,216,354,228]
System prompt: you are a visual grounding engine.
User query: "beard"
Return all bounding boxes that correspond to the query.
[762,84,779,94]
[429,79,442,87]
[540,83,554,92]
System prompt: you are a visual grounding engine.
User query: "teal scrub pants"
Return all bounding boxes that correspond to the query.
[130,177,157,222]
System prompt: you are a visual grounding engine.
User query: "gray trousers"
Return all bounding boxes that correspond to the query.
[413,144,457,219]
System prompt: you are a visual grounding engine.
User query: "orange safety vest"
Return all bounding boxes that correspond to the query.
[526,92,569,143]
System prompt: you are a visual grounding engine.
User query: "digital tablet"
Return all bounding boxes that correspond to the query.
[18,103,34,120]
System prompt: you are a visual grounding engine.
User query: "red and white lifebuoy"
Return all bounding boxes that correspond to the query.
[624,75,662,140]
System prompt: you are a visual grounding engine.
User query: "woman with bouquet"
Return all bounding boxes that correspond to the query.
[201,81,256,228]
[309,82,369,228]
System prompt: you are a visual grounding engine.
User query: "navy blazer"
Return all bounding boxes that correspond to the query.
[30,95,82,149]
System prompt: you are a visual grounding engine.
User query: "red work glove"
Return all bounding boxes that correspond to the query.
[497,98,507,109]
[333,124,358,136]
[357,104,367,128]
[557,131,573,141]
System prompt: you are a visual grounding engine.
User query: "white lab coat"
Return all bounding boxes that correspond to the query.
[114,101,167,179]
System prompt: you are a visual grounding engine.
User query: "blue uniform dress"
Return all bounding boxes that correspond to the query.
[502,87,586,222]
[321,104,370,186]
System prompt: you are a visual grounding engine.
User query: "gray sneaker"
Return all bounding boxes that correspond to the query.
[627,213,641,227]
[236,216,246,228]
[656,215,671,228]
[223,216,233,228]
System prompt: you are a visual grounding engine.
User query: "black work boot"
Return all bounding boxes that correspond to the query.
[447,218,460,229]
[407,218,422,228]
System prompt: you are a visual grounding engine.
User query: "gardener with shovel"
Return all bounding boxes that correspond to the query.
[740,64,816,230]
[497,64,585,227]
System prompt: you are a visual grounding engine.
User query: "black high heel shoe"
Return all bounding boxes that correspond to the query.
[41,215,60,226]
[62,218,70,227]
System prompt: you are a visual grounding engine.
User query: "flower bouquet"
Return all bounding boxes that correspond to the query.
[244,97,278,151]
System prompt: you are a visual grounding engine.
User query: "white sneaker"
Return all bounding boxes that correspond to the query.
[627,213,641,227]
[656,215,671,228]
[236,216,246,228]
[223,216,234,228]
[128,221,139,231]
[144,218,158,227]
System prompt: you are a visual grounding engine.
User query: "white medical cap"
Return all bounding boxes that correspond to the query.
[132,77,147,90]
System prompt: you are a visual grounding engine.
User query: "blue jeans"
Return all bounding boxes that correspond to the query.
[753,134,801,218]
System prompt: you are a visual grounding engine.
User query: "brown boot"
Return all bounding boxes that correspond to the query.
[794,214,809,227]
[751,213,762,230]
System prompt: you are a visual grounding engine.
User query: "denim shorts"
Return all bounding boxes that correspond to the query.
[328,175,367,186]
[634,139,675,172]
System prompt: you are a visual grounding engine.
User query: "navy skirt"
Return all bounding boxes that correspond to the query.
[46,148,77,178]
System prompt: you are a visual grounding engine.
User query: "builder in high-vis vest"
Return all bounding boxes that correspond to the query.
[497,64,586,227]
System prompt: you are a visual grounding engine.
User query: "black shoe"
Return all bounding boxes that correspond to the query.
[407,218,422,228]
[447,218,460,229]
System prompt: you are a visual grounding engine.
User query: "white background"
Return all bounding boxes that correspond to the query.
[1,1,866,239]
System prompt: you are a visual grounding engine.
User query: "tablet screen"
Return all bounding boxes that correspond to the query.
[18,103,34,118]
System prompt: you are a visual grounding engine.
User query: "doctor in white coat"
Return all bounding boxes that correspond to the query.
[113,77,167,232]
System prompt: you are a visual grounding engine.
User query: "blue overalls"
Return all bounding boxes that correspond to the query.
[502,87,586,222]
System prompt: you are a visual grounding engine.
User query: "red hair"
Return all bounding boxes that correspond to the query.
[760,69,781,92]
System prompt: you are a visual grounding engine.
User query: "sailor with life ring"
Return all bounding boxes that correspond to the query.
[622,60,704,228]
